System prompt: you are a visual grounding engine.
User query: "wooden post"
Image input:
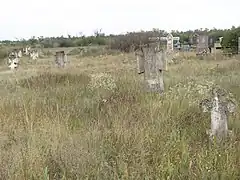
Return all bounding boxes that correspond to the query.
[199,88,236,142]
[136,43,166,94]
[55,51,67,68]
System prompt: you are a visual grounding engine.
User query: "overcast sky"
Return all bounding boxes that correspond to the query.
[0,0,239,40]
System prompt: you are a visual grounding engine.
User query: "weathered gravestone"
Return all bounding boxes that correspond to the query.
[8,51,20,65]
[55,51,67,67]
[136,43,166,94]
[163,33,180,53]
[196,35,209,56]
[8,58,19,70]
[199,87,236,142]
[17,49,22,58]
[149,33,180,67]
[8,51,16,60]
[23,46,31,56]
[29,50,39,60]
[238,37,240,54]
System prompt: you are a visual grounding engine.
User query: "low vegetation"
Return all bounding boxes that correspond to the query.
[1,27,240,53]
[0,51,239,179]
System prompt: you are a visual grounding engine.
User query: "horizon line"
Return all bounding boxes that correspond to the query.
[1,26,239,42]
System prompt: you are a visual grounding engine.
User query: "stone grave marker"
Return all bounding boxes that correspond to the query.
[55,51,67,68]
[30,50,39,60]
[150,33,180,52]
[199,87,236,142]
[196,35,209,56]
[17,49,22,58]
[24,46,31,55]
[238,37,240,54]
[136,43,166,94]
[8,58,19,70]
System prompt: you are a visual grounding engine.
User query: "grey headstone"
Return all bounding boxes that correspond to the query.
[196,35,209,55]
[55,51,67,68]
[138,45,165,93]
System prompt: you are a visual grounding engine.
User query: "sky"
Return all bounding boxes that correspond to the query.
[0,0,239,40]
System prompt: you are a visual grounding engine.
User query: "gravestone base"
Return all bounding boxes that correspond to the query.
[206,129,233,141]
[145,78,164,94]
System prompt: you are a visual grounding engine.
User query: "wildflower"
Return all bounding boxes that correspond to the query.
[87,73,117,91]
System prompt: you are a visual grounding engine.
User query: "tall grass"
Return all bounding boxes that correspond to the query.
[0,54,239,180]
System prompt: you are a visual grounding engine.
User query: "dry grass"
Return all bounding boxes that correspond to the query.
[0,51,239,180]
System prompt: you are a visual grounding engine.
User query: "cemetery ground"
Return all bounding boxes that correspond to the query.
[0,48,239,179]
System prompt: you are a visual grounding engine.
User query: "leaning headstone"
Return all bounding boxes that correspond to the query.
[55,51,67,68]
[196,35,209,56]
[199,87,236,142]
[135,50,144,74]
[136,43,166,94]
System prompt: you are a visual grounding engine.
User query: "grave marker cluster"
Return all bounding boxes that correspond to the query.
[150,33,180,65]
[7,50,21,70]
[6,46,40,70]
[135,42,238,142]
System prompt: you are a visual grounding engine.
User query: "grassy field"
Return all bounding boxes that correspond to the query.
[0,49,239,179]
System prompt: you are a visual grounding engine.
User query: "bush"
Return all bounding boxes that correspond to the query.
[108,31,166,52]
[59,39,76,47]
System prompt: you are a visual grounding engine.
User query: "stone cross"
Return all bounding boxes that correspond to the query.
[8,51,16,59]
[55,51,67,68]
[8,58,19,70]
[196,35,209,55]
[199,87,236,142]
[30,50,39,60]
[136,43,166,94]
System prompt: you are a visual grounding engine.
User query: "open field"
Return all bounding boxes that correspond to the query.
[0,50,239,179]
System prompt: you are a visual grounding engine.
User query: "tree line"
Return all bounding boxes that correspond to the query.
[1,26,240,53]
